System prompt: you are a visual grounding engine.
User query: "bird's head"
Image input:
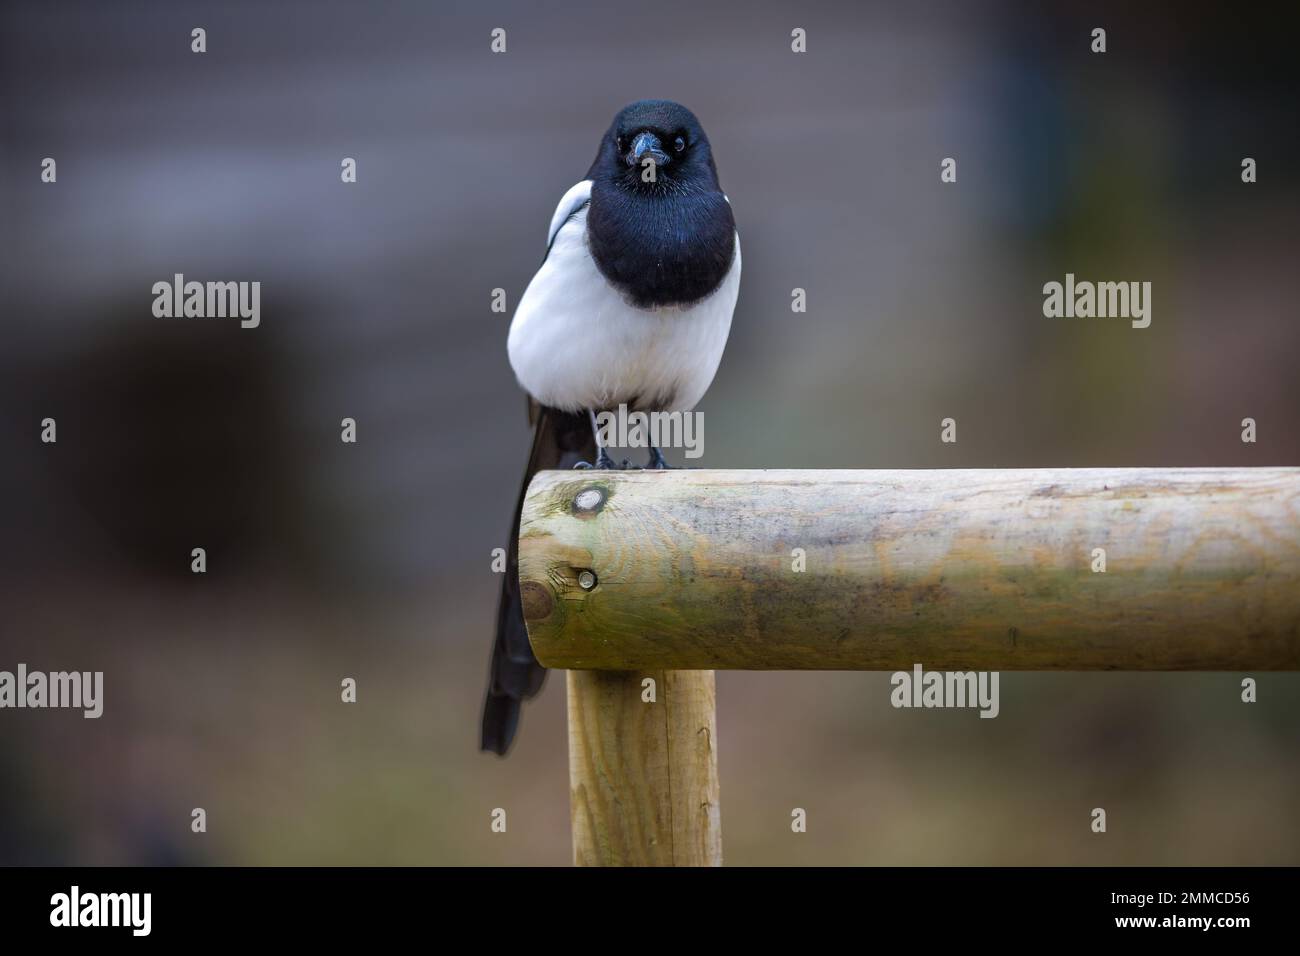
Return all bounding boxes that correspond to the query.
[590,100,721,192]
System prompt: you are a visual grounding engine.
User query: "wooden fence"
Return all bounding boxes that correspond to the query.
[518,467,1300,865]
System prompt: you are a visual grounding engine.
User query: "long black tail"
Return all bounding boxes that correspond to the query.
[481,405,595,755]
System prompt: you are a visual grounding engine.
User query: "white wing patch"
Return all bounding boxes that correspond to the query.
[546,180,593,251]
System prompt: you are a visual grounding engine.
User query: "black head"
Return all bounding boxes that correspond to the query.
[584,100,736,308]
[587,100,722,193]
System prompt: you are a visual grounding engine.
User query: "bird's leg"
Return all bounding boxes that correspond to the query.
[647,446,671,469]
[575,409,619,470]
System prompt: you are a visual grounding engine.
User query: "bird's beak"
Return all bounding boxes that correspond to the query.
[625,131,670,169]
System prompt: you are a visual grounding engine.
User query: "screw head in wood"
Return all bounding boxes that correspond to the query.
[578,569,598,591]
[574,487,605,512]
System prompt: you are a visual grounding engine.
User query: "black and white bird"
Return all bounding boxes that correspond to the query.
[481,100,741,755]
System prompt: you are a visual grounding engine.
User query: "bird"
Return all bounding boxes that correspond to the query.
[481,99,741,755]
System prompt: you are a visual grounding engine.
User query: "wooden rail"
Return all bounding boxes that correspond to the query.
[518,467,1300,865]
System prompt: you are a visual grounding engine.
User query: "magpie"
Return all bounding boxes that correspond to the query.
[481,100,741,755]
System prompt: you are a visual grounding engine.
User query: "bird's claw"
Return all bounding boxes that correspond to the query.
[575,450,671,470]
[575,449,620,470]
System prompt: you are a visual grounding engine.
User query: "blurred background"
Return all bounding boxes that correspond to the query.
[1,0,1297,865]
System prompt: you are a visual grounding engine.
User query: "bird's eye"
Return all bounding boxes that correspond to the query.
[674,136,686,152]
[616,135,624,151]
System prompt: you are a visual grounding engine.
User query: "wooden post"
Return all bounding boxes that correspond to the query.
[566,669,721,866]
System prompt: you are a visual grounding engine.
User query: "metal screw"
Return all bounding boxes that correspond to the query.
[578,570,597,591]
[574,488,604,512]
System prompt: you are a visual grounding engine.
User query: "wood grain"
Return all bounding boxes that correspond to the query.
[522,468,1300,670]
[567,668,721,866]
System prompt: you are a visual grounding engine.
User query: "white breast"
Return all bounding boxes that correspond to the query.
[507,184,740,414]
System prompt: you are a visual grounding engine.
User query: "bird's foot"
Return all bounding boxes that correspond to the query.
[575,449,620,470]
[647,447,672,469]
